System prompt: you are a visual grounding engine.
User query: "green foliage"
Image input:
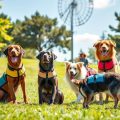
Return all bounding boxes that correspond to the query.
[23,49,36,59]
[0,18,13,42]
[108,35,120,52]
[11,11,71,52]
[88,48,97,63]
[0,18,13,54]
[0,58,120,120]
[109,12,120,33]
[109,12,120,53]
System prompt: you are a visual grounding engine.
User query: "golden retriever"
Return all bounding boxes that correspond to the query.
[93,39,120,103]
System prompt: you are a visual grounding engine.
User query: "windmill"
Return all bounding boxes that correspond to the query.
[58,0,94,62]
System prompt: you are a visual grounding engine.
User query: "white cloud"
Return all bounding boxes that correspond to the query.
[73,33,100,57]
[56,33,100,61]
[74,33,100,42]
[94,0,116,9]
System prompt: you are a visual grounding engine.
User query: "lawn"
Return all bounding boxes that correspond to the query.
[0,58,120,120]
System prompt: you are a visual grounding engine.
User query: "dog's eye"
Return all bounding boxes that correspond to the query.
[105,43,109,46]
[14,47,19,51]
[74,68,77,70]
[16,48,19,51]
[100,44,103,47]
[8,47,12,51]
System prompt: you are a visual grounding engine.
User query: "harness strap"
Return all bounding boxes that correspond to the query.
[14,70,20,88]
[38,70,57,78]
[45,72,48,87]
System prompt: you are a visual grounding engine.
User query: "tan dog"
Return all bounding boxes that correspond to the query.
[93,40,120,103]
[65,62,87,103]
[0,45,27,104]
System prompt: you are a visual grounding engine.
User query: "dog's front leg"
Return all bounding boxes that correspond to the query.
[99,92,103,105]
[20,77,28,104]
[38,85,43,104]
[50,85,57,104]
[7,76,16,103]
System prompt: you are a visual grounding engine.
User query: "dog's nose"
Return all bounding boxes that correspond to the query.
[102,46,106,49]
[101,44,107,49]
[11,50,16,55]
[70,71,74,75]
[43,54,49,62]
[43,54,47,59]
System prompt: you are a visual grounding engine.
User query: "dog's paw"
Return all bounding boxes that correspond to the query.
[105,99,109,103]
[9,100,17,104]
[99,101,103,105]
[83,104,89,109]
[24,100,28,104]
[49,99,54,105]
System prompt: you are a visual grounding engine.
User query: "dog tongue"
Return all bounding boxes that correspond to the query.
[11,57,18,63]
[70,75,74,80]
[102,51,108,56]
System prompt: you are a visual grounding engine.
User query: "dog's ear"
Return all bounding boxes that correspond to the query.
[109,40,116,47]
[36,54,40,59]
[36,53,41,59]
[36,51,44,59]
[51,52,57,60]
[3,47,8,56]
[19,45,25,56]
[65,62,71,71]
[76,62,84,71]
[65,62,70,67]
[93,40,101,48]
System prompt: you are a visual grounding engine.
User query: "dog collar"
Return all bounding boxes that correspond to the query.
[6,64,25,78]
[38,70,57,78]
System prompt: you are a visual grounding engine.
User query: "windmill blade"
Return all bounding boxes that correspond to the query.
[59,3,71,18]
[58,0,93,26]
[64,7,71,24]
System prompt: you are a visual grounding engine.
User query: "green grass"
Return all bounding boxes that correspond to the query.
[0,58,120,120]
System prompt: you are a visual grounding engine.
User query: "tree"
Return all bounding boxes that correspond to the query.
[0,6,13,53]
[109,12,120,52]
[0,18,13,51]
[88,48,97,63]
[11,11,71,52]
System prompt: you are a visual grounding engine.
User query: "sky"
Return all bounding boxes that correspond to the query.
[0,0,120,61]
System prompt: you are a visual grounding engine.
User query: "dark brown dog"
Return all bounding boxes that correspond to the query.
[37,51,64,104]
[0,45,27,104]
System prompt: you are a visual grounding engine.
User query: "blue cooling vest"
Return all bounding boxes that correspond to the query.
[87,74,104,84]
[0,73,7,87]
